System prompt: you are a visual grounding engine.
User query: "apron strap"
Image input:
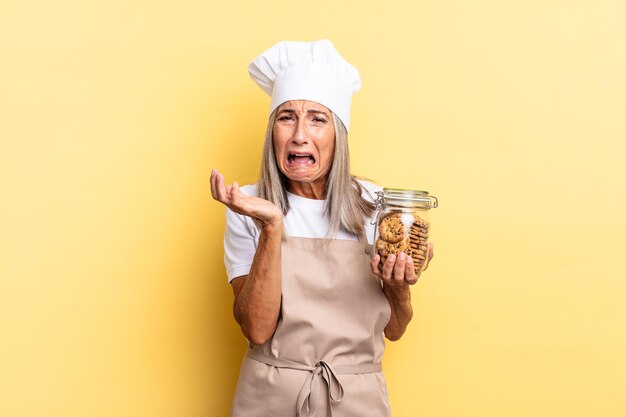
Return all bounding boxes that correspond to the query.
[246,348,382,417]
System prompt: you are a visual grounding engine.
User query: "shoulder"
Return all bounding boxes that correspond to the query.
[354,177,383,203]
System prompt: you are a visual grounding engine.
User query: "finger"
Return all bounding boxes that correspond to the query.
[370,254,382,277]
[215,172,228,202]
[212,170,222,200]
[393,252,407,282]
[405,256,418,285]
[381,254,396,281]
[230,181,240,203]
[210,169,218,200]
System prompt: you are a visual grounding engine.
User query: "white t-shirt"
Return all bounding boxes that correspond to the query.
[223,179,382,282]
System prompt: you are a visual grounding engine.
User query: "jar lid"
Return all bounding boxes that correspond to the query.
[376,187,439,209]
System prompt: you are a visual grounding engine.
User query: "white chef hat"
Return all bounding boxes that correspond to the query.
[248,39,361,132]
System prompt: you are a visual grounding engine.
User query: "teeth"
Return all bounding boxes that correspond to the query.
[288,153,315,163]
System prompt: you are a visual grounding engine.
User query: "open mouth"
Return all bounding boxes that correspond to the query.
[287,153,316,165]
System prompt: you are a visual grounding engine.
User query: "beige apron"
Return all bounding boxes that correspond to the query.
[230,233,392,417]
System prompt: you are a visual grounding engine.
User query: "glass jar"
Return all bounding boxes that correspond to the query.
[372,188,439,274]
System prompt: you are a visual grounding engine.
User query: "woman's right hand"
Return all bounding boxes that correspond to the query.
[210,169,283,227]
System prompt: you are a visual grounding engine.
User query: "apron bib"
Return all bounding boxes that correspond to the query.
[230,234,392,417]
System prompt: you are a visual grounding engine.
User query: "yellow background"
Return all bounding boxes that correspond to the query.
[1,0,625,416]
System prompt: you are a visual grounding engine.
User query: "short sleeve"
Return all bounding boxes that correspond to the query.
[223,207,259,283]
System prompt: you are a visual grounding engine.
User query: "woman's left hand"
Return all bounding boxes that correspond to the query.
[370,243,435,288]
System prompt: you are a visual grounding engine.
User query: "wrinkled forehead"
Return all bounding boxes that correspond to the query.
[276,100,332,115]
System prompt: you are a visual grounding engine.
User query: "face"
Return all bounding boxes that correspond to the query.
[272,100,336,188]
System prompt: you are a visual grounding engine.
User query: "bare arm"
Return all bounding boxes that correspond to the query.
[382,273,413,341]
[371,244,435,341]
[211,169,284,344]
[230,220,283,344]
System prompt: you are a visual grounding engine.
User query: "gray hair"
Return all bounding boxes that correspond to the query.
[257,108,375,239]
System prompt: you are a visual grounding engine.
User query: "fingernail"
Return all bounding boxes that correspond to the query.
[407,256,413,264]
[398,252,405,261]
[388,254,396,262]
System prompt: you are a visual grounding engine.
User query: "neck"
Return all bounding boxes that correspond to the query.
[288,179,327,200]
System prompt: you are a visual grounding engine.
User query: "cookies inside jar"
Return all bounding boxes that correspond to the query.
[375,210,430,274]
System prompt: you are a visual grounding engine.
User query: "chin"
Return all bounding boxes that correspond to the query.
[286,174,316,183]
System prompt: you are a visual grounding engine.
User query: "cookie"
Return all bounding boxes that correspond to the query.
[410,252,427,259]
[376,235,410,257]
[378,212,405,243]
[412,216,429,228]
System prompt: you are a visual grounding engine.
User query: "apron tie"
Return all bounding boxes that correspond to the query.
[296,360,344,417]
[246,348,381,417]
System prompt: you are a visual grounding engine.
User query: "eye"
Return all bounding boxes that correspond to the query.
[278,115,294,121]
[313,117,327,123]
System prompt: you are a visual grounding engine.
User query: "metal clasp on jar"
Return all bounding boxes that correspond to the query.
[370,191,386,225]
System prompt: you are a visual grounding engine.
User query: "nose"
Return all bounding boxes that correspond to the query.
[292,119,308,145]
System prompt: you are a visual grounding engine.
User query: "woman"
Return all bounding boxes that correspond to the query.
[210,39,434,417]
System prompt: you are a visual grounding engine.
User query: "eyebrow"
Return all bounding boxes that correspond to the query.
[277,109,330,117]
